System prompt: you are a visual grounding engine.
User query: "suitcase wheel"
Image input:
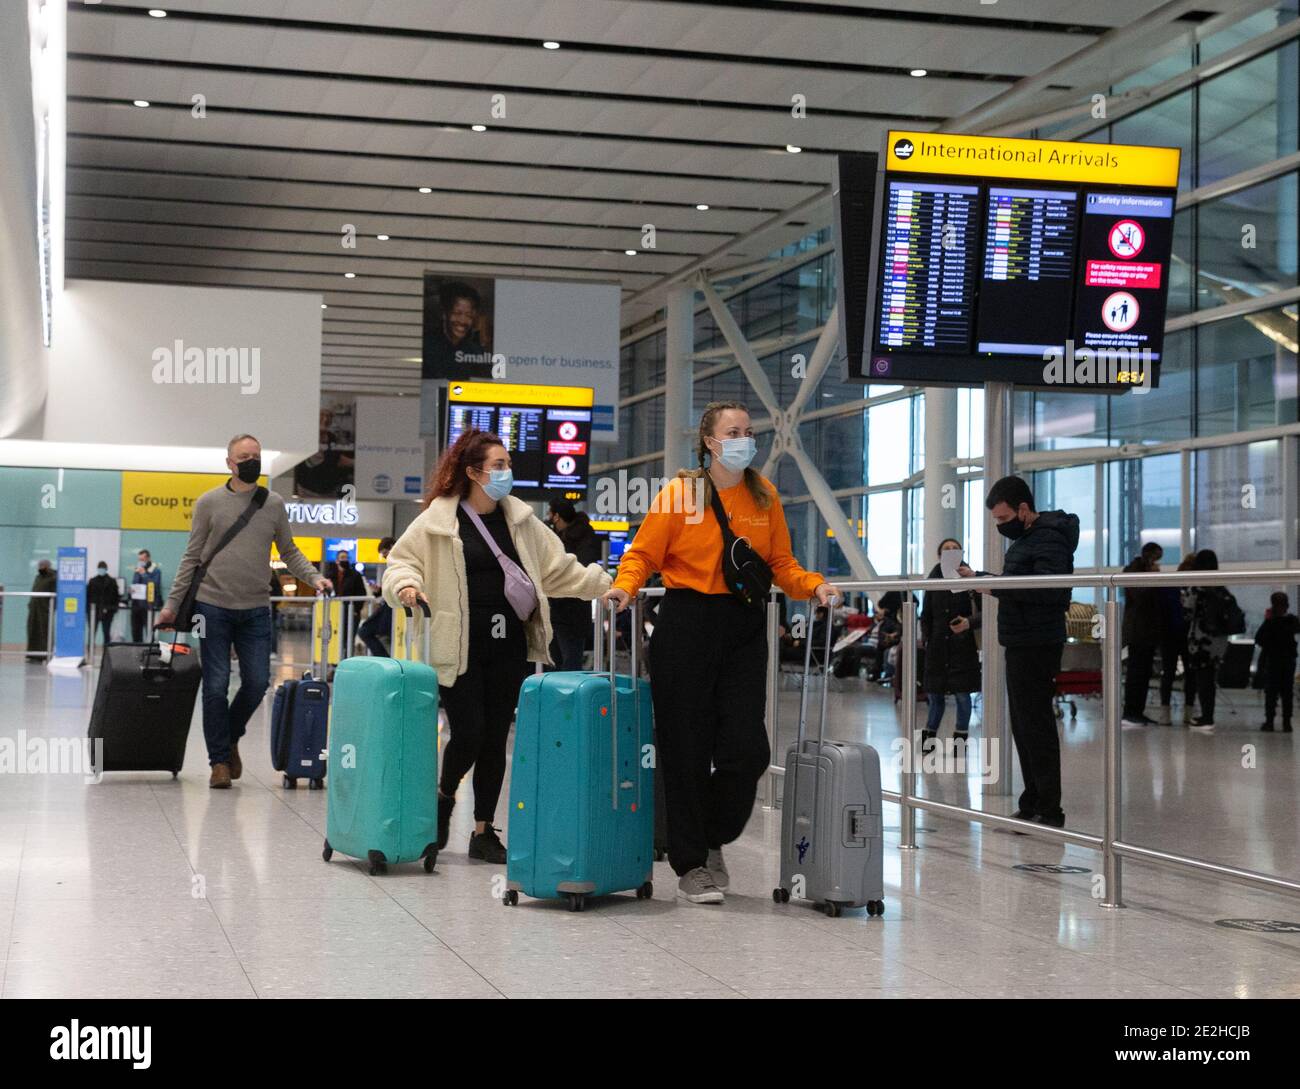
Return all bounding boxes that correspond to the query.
[824,901,843,918]
[502,890,519,907]
[565,893,586,913]
[653,848,667,862]
[422,848,438,874]
[308,778,324,791]
[171,771,179,780]
[772,887,790,904]
[322,839,333,863]
[635,881,653,900]
[283,775,296,789]
[866,899,885,917]
[367,850,388,877]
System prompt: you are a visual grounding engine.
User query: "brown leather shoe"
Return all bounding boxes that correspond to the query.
[230,742,242,780]
[209,763,232,789]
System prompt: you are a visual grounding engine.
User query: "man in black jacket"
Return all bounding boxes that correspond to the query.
[547,500,602,670]
[1121,543,1167,726]
[963,476,1079,827]
[86,561,121,647]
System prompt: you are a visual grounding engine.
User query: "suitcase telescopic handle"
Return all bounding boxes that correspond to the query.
[402,599,432,664]
[315,586,334,679]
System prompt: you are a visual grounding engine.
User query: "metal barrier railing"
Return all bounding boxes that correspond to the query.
[622,569,1300,909]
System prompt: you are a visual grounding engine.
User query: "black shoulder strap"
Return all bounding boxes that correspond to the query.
[708,483,736,544]
[170,486,268,632]
[203,486,269,566]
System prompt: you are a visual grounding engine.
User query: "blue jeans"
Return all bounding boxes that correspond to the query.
[358,601,391,657]
[925,691,972,735]
[197,603,272,767]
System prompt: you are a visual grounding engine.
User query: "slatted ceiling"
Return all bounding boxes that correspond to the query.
[63,201,733,250]
[66,0,1241,393]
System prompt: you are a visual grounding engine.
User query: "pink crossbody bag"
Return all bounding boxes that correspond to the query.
[459,501,539,622]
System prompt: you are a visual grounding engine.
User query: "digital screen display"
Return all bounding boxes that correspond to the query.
[857,131,1180,391]
[1073,192,1175,362]
[878,181,980,353]
[445,400,592,497]
[976,187,1078,356]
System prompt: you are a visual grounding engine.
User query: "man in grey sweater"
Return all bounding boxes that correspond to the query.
[159,434,330,788]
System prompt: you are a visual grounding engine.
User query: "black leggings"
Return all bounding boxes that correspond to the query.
[438,623,531,823]
[648,590,769,877]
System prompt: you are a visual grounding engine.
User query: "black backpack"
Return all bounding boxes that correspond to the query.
[1200,587,1246,637]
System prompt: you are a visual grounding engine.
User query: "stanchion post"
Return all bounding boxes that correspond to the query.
[899,597,918,850]
[1101,590,1125,908]
[764,589,780,809]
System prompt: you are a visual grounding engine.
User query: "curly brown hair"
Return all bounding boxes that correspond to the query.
[425,428,506,505]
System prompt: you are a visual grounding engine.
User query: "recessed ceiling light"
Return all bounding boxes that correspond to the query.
[376,234,389,241]
[320,303,327,309]
[625,249,637,256]
[471,124,487,132]
[147,9,167,17]
[343,272,356,279]
[785,144,801,154]
[132,100,150,108]
[543,40,561,50]
[695,203,710,211]
[910,68,928,77]
[417,186,432,193]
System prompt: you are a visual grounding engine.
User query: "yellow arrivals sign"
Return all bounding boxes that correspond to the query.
[271,537,324,562]
[447,381,594,407]
[884,130,1181,189]
[120,472,270,531]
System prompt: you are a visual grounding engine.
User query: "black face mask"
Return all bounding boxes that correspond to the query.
[338,561,350,569]
[997,516,1028,540]
[236,458,261,484]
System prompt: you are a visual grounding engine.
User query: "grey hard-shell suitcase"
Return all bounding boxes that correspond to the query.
[774,604,885,918]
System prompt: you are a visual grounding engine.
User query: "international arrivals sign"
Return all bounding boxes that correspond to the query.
[885,130,1181,188]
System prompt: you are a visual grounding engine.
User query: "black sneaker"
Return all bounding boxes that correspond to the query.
[1006,809,1035,835]
[436,792,456,850]
[468,825,507,864]
[1033,812,1066,828]
[1262,722,1275,733]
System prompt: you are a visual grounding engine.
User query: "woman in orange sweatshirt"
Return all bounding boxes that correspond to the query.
[603,401,837,905]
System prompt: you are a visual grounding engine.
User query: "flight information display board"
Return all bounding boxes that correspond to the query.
[445,381,594,497]
[855,130,1181,392]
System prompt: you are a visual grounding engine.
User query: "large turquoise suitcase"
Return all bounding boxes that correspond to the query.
[323,603,440,876]
[505,605,654,911]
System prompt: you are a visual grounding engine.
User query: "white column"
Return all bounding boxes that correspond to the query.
[981,381,1014,799]
[663,284,696,476]
[923,387,960,561]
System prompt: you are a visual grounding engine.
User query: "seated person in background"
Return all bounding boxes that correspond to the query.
[1255,591,1299,733]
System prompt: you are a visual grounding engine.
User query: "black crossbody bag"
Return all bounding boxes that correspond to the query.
[169,486,269,632]
[709,484,772,612]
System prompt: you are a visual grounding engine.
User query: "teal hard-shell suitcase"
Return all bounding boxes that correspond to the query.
[505,605,654,911]
[323,603,440,875]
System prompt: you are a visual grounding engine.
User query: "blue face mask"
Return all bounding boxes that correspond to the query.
[713,436,757,472]
[479,468,513,501]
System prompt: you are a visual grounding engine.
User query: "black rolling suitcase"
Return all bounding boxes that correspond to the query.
[88,638,201,777]
[1218,641,1255,689]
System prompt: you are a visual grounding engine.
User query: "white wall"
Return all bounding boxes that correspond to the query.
[0,279,322,474]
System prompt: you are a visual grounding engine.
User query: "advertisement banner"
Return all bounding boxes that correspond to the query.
[354,396,424,500]
[54,547,88,662]
[421,275,620,442]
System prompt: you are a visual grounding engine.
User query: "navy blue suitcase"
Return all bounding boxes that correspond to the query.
[271,673,329,789]
[270,595,330,789]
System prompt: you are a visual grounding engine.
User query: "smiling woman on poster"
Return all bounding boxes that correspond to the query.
[422,281,492,380]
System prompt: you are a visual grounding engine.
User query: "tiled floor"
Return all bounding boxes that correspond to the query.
[1,643,1298,999]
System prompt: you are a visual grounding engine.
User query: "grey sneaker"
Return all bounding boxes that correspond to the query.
[677,866,724,904]
[706,848,729,892]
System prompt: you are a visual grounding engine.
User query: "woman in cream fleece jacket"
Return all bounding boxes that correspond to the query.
[381,428,610,862]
